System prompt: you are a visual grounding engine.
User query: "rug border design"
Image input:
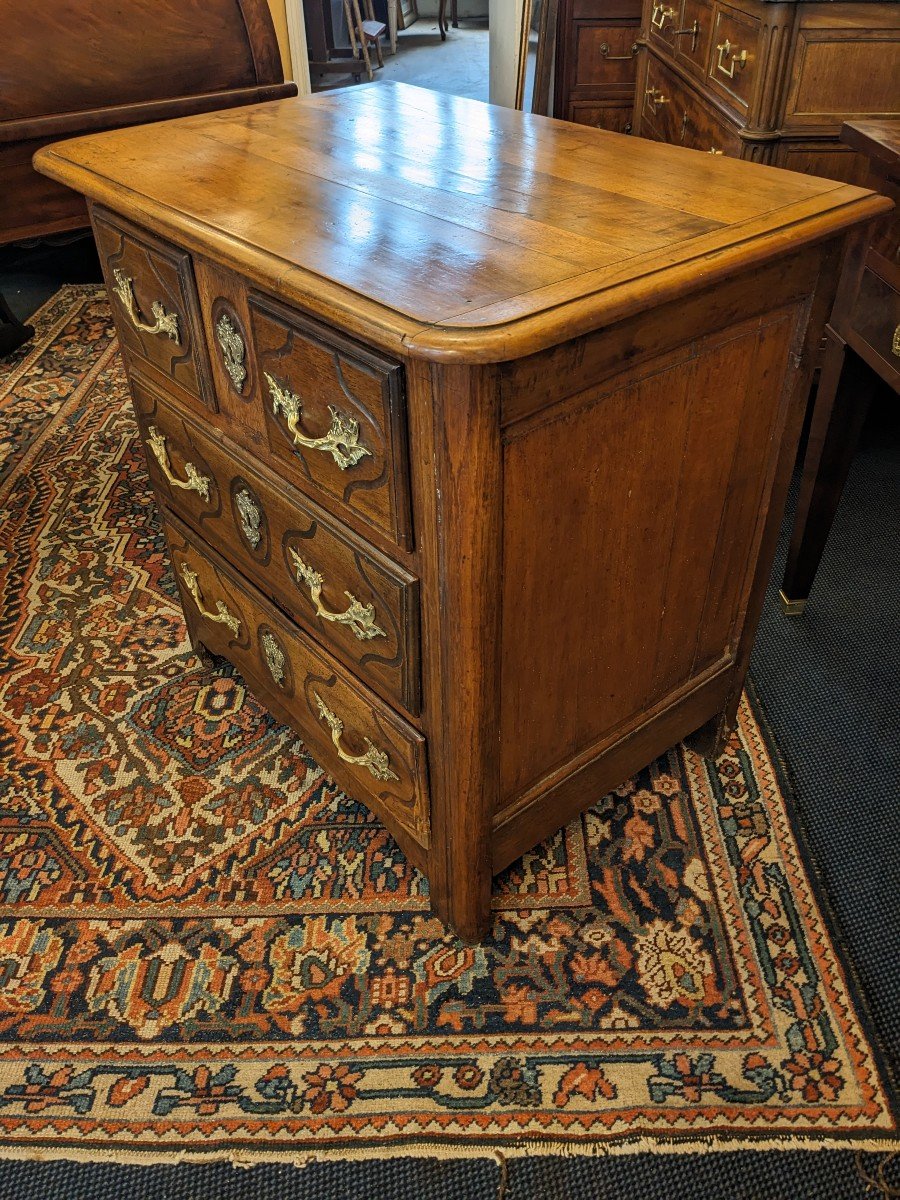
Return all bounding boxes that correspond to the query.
[0,287,895,1165]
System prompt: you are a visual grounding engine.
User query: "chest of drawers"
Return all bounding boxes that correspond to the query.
[35,85,888,940]
[632,0,900,181]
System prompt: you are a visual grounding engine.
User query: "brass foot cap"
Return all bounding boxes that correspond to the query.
[779,590,807,616]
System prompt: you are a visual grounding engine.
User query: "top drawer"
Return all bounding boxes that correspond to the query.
[94,209,214,412]
[248,293,413,550]
[707,3,760,116]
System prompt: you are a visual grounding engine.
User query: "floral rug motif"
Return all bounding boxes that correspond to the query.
[0,286,894,1162]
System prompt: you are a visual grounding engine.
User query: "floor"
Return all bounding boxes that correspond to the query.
[312,16,489,101]
[0,231,896,1196]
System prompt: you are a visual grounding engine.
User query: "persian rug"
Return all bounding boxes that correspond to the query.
[0,285,894,1164]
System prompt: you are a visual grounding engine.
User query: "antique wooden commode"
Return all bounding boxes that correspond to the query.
[35,84,888,939]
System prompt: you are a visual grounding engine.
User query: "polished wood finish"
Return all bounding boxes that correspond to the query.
[554,0,643,130]
[633,1,900,177]
[35,85,888,939]
[782,119,899,613]
[0,0,295,244]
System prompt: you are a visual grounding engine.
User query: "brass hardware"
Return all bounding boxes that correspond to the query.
[215,312,246,391]
[112,269,180,342]
[146,426,211,501]
[314,693,398,782]
[262,631,286,685]
[265,373,372,471]
[708,147,724,155]
[779,589,807,617]
[599,41,639,60]
[290,548,386,641]
[235,488,262,548]
[179,563,241,637]
[645,87,671,111]
[716,38,747,78]
[892,324,900,357]
[673,18,700,50]
[651,3,676,29]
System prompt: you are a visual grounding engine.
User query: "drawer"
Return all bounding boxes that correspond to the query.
[574,25,641,89]
[707,3,760,116]
[846,268,900,379]
[248,292,412,550]
[648,0,679,51]
[133,379,421,715]
[568,101,633,134]
[641,55,683,144]
[680,85,743,157]
[643,55,742,157]
[165,514,430,849]
[93,209,214,412]
[674,0,714,78]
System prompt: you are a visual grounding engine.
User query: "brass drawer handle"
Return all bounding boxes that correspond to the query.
[179,563,241,638]
[215,312,247,391]
[645,87,671,111]
[716,38,747,78]
[266,372,372,471]
[599,41,638,60]
[892,324,900,357]
[146,426,211,501]
[651,3,676,28]
[314,693,399,782]
[112,269,180,342]
[290,548,386,641]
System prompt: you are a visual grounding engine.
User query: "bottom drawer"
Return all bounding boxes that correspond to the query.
[164,513,431,850]
[846,267,900,379]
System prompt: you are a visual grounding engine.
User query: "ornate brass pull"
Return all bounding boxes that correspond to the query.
[179,563,241,638]
[314,693,398,782]
[112,269,180,342]
[716,38,747,78]
[146,426,211,501]
[235,488,262,548]
[645,87,671,111]
[265,373,371,471]
[892,324,900,358]
[673,19,700,50]
[290,549,386,641]
[261,631,286,686]
[599,41,638,60]
[651,3,676,28]
[216,312,246,391]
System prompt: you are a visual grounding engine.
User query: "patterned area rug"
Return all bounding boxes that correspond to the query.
[0,286,894,1164]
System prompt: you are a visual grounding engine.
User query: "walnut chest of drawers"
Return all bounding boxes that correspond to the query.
[35,84,888,940]
[632,0,899,182]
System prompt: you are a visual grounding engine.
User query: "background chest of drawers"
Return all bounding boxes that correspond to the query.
[553,0,643,132]
[36,86,888,940]
[632,0,899,180]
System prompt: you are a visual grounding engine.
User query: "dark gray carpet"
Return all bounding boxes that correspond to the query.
[0,251,896,1199]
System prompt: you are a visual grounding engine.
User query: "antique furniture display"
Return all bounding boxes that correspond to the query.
[553,0,643,130]
[0,0,296,246]
[632,0,899,179]
[35,84,888,940]
[781,119,899,615]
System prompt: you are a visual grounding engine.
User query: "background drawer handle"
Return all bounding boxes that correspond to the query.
[266,372,372,471]
[147,427,211,501]
[290,549,386,641]
[112,269,180,342]
[599,41,638,60]
[716,39,747,78]
[314,693,399,781]
[892,325,900,357]
[179,563,241,637]
[651,3,676,28]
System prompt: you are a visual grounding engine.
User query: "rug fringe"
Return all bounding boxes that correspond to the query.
[0,1134,897,1168]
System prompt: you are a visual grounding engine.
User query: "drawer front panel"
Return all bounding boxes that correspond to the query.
[644,54,742,157]
[648,0,679,51]
[93,209,214,411]
[674,0,714,78]
[133,380,421,714]
[847,268,900,378]
[568,101,634,133]
[249,293,412,550]
[642,55,682,143]
[166,515,430,848]
[707,4,760,116]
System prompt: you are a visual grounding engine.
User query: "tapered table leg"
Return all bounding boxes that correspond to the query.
[780,325,874,615]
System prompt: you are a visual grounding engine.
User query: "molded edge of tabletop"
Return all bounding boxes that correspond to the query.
[34,142,893,366]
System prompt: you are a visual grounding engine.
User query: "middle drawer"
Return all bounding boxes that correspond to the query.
[133,377,421,716]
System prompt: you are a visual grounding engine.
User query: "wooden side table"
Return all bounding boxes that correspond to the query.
[781,120,900,615]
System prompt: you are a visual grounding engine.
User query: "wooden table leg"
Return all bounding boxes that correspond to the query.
[780,324,874,615]
[451,0,458,27]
